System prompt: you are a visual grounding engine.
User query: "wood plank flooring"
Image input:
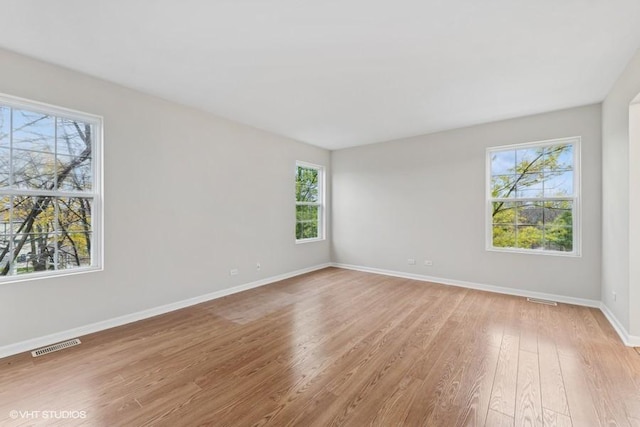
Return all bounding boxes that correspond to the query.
[1,267,639,426]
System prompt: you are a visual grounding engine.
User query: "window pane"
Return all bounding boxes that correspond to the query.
[12,196,55,235]
[296,205,318,239]
[492,201,516,225]
[0,196,10,234]
[57,197,92,233]
[12,109,55,153]
[515,147,544,173]
[491,175,516,198]
[57,232,92,270]
[491,151,515,175]
[543,200,572,224]
[0,147,9,188]
[296,204,318,222]
[543,201,573,252]
[515,173,543,198]
[296,222,317,240]
[517,202,543,225]
[57,119,91,157]
[296,166,318,203]
[544,144,573,171]
[492,225,515,248]
[0,234,9,273]
[57,155,92,191]
[544,226,573,252]
[12,149,56,190]
[516,225,543,249]
[13,233,57,275]
[543,171,573,197]
[0,108,8,187]
[57,197,93,269]
[57,119,92,191]
[0,106,9,147]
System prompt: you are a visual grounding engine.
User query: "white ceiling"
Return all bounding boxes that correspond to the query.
[1,1,639,150]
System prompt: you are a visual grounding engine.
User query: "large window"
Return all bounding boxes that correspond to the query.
[0,94,102,281]
[487,137,580,256]
[295,161,324,242]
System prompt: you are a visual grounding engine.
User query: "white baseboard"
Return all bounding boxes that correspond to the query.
[3,262,636,359]
[599,303,640,347]
[0,263,332,359]
[332,263,640,347]
[333,263,601,307]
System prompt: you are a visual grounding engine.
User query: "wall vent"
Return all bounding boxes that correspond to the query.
[526,297,558,306]
[31,339,81,358]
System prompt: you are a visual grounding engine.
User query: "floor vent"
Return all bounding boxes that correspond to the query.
[526,297,558,306]
[31,339,81,358]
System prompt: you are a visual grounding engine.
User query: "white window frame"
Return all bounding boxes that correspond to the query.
[485,136,581,257]
[0,93,103,284]
[295,161,325,243]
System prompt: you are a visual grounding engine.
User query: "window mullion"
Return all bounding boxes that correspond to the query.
[9,107,13,188]
[54,197,59,271]
[54,117,58,191]
[8,195,14,276]
[8,107,14,276]
[0,189,97,198]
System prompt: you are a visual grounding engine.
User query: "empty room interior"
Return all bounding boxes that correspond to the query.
[1,1,640,426]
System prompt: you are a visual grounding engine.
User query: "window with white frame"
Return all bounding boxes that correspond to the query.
[0,94,102,281]
[295,161,324,242]
[487,137,580,255]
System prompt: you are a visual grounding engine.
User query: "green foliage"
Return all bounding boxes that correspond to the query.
[491,144,574,252]
[295,166,319,239]
[492,204,573,251]
[296,205,319,239]
[296,167,318,202]
[544,210,573,251]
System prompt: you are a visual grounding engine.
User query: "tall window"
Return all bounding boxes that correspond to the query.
[0,94,102,281]
[295,161,324,242]
[487,137,580,256]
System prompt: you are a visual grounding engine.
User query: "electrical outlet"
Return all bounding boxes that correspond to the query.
[424,260,433,266]
[230,269,239,276]
[613,291,617,302]
[408,258,416,265]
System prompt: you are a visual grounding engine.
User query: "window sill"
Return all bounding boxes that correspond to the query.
[0,265,103,286]
[296,237,325,245]
[486,246,581,258]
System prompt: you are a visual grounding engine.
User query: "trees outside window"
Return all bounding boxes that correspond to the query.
[295,162,324,242]
[0,95,102,280]
[487,137,580,255]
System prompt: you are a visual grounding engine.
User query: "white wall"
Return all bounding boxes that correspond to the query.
[0,48,330,348]
[601,48,640,337]
[630,100,640,337]
[3,41,638,352]
[332,105,602,300]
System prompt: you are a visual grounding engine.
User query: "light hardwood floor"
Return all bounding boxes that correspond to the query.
[1,267,639,426]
